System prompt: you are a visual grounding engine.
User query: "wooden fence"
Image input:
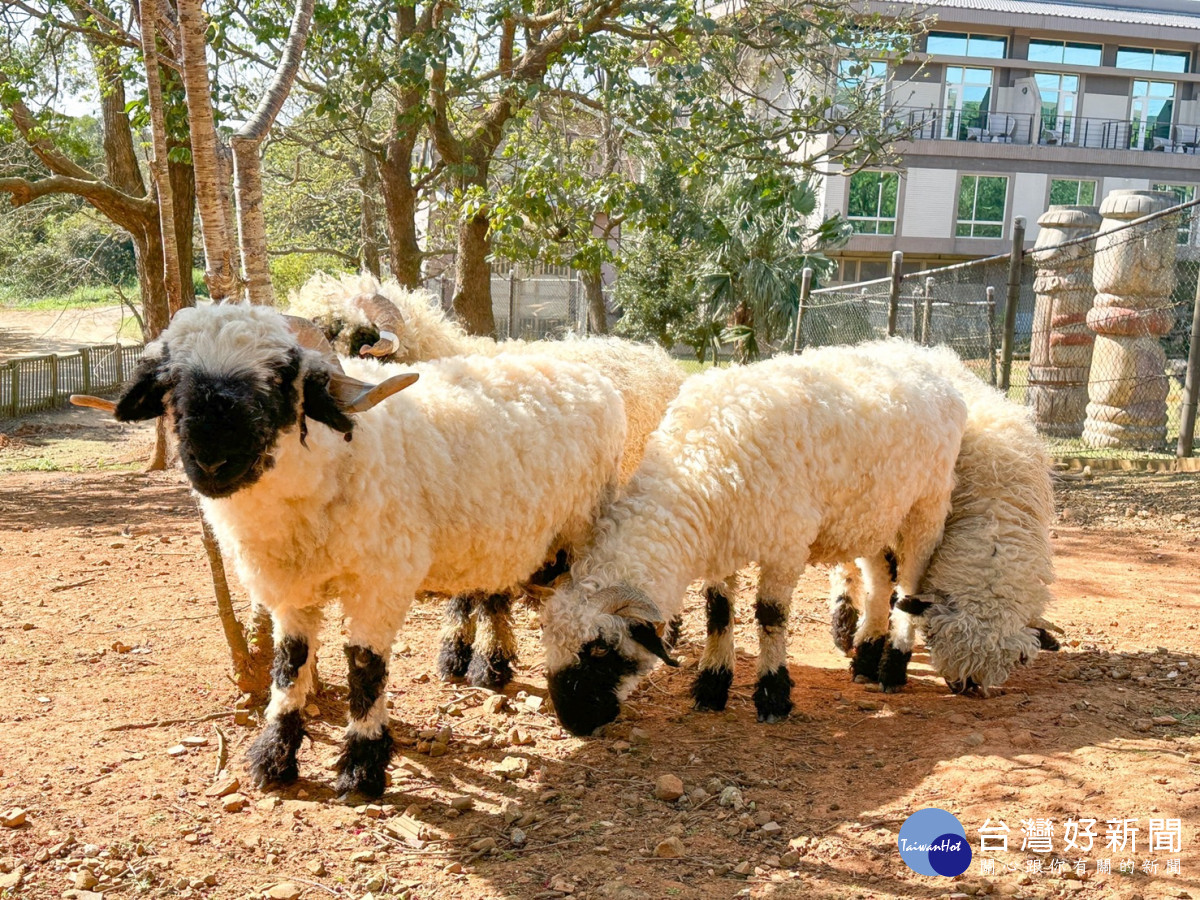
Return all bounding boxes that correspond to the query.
[0,344,143,420]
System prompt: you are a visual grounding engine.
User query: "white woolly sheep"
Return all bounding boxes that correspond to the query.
[828,355,1057,694]
[109,302,626,797]
[289,271,688,689]
[539,340,970,735]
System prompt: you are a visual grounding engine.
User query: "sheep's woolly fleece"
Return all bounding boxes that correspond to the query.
[541,340,970,677]
[157,304,626,637]
[915,357,1057,690]
[288,271,686,481]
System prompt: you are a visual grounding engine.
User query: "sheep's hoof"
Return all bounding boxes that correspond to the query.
[851,636,885,682]
[947,677,985,697]
[691,666,733,711]
[830,598,858,656]
[436,637,473,681]
[466,650,514,690]
[664,615,683,651]
[246,710,306,787]
[877,643,912,693]
[753,666,793,723]
[1035,628,1061,651]
[335,729,395,799]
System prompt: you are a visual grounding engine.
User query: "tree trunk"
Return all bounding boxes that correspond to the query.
[170,157,197,307]
[360,148,382,279]
[379,140,423,288]
[453,210,495,336]
[230,138,275,305]
[583,268,608,334]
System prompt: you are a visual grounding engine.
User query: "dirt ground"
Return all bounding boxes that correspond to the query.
[0,307,137,361]
[2,410,1200,900]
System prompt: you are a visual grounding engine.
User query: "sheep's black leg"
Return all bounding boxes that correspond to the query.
[851,553,894,683]
[878,605,915,693]
[1035,628,1061,651]
[665,614,683,651]
[753,591,793,723]
[247,609,322,788]
[692,583,734,711]
[436,594,477,681]
[467,592,517,690]
[830,596,859,656]
[336,643,394,799]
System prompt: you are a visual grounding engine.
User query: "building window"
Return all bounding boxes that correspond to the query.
[1130,80,1176,150]
[1152,183,1196,244]
[926,32,1007,59]
[847,171,899,234]
[1117,48,1190,74]
[1036,73,1079,144]
[956,175,1008,238]
[943,66,993,139]
[1027,40,1102,67]
[1049,179,1097,206]
[835,60,888,108]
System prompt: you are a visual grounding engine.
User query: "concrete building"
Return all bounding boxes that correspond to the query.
[820,0,1200,282]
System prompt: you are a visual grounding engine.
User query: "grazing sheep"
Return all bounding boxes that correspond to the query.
[289,272,688,689]
[827,354,1057,694]
[540,341,969,735]
[109,302,625,796]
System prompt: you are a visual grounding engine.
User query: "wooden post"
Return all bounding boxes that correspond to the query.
[1177,273,1200,457]
[921,277,934,345]
[987,286,998,386]
[507,265,517,340]
[794,267,813,354]
[80,347,91,395]
[49,354,59,407]
[999,216,1027,392]
[887,251,903,337]
[911,291,920,341]
[7,363,16,418]
[114,344,125,384]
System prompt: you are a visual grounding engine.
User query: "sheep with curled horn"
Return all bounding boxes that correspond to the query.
[288,271,688,690]
[81,301,626,798]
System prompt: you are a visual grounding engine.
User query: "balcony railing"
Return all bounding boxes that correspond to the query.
[885,106,1200,154]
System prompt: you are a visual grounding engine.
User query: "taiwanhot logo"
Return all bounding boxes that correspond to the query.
[897,808,972,877]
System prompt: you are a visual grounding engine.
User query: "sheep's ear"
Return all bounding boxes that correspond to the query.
[302,368,356,435]
[114,351,169,421]
[896,593,938,616]
[629,621,681,668]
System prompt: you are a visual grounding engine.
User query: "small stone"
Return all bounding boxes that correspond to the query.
[0,809,26,828]
[306,860,326,876]
[167,745,187,757]
[180,736,208,747]
[611,740,631,752]
[257,797,282,811]
[630,727,650,743]
[469,837,497,853]
[761,821,783,835]
[779,851,799,867]
[654,837,685,858]
[494,756,529,780]
[502,801,524,824]
[234,710,251,726]
[442,862,463,875]
[364,874,385,892]
[222,794,248,813]
[508,727,532,746]
[263,883,302,900]
[964,732,985,747]
[523,695,544,714]
[654,775,685,802]
[732,861,752,875]
[0,870,22,891]
[205,776,240,798]
[350,850,376,864]
[75,870,100,890]
[1134,718,1154,732]
[304,704,320,717]
[718,786,744,809]
[482,695,508,715]
[510,827,527,846]
[1153,715,1178,726]
[450,796,474,811]
[856,699,881,711]
[428,742,447,758]
[111,642,132,654]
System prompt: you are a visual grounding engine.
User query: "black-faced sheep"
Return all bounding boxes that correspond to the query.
[540,341,970,735]
[108,303,625,796]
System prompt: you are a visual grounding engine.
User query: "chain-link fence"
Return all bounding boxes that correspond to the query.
[426,260,588,339]
[800,195,1200,461]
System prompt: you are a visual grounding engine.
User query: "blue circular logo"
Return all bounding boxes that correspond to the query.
[897,809,972,877]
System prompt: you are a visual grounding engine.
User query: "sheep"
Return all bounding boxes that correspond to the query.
[828,357,1057,694]
[107,302,626,797]
[539,340,970,735]
[288,271,688,689]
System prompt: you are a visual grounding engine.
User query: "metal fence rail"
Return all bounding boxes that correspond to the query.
[0,344,143,420]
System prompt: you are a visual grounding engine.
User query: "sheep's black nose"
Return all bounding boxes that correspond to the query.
[195,458,227,476]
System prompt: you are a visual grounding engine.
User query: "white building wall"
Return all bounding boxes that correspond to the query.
[901,168,957,239]
[1013,173,1049,240]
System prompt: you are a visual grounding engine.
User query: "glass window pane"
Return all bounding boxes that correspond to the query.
[1063,43,1102,66]
[1035,73,1059,91]
[1062,75,1079,91]
[879,220,896,235]
[958,176,977,219]
[1049,179,1079,205]
[1154,51,1189,74]
[975,223,1003,238]
[956,222,973,237]
[928,33,968,56]
[879,174,898,217]
[1028,41,1063,64]
[1080,181,1096,205]
[1118,48,1156,70]
[976,177,1007,221]
[847,172,879,217]
[969,35,1007,59]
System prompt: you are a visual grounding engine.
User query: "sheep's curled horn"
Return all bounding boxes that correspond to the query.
[349,292,405,358]
[69,314,418,417]
[596,585,680,667]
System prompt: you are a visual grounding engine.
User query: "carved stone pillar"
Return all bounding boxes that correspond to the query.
[1083,190,1179,450]
[1028,205,1102,438]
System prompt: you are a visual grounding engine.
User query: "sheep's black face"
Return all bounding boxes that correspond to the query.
[547,637,641,736]
[173,361,301,499]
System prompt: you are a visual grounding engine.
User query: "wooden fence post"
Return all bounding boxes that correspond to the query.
[115,344,125,384]
[794,267,813,354]
[80,347,91,395]
[1177,272,1200,457]
[887,251,903,337]
[49,354,59,407]
[921,277,934,345]
[999,216,1027,392]
[6,364,15,418]
[508,265,517,340]
[987,286,998,386]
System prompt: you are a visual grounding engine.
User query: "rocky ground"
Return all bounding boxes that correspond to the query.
[1,411,1199,899]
